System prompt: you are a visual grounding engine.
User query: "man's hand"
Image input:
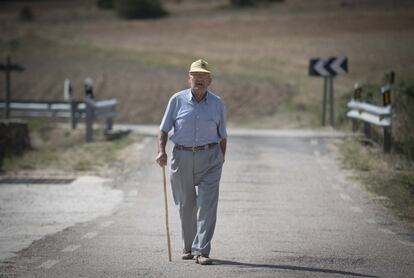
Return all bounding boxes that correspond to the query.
[156,130,168,167]
[156,151,167,167]
[220,138,227,164]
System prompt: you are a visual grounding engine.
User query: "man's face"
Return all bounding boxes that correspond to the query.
[188,72,212,96]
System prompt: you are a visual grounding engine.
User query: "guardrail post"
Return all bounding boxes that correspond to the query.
[382,84,392,153]
[382,84,391,106]
[363,122,371,139]
[347,79,393,153]
[64,79,77,129]
[85,98,94,142]
[106,118,113,131]
[384,127,391,153]
[352,83,363,132]
[352,118,358,132]
[69,100,77,129]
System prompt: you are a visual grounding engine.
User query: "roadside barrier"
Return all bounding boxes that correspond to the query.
[85,98,117,142]
[0,100,85,127]
[346,83,392,153]
[0,79,118,142]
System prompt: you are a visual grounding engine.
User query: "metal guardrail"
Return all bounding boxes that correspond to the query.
[0,98,117,142]
[1,78,119,142]
[85,98,118,142]
[346,83,392,153]
[347,100,391,127]
[0,100,85,128]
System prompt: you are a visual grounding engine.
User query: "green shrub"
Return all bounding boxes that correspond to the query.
[393,81,414,160]
[97,0,114,9]
[230,0,254,6]
[19,6,34,21]
[230,0,284,7]
[116,0,167,19]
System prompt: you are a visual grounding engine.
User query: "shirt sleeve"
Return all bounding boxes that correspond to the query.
[217,101,228,140]
[160,96,176,133]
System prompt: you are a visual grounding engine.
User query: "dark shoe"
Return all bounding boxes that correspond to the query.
[181,251,194,260]
[195,255,213,265]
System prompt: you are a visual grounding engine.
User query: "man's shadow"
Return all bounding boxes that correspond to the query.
[213,259,377,277]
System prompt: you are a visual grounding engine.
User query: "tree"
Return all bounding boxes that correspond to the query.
[116,0,167,19]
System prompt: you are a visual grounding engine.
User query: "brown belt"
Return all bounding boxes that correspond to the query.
[175,143,218,152]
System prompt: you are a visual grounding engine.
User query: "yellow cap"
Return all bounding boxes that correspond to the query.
[189,59,211,73]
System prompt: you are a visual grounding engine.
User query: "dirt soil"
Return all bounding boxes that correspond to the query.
[1,0,414,127]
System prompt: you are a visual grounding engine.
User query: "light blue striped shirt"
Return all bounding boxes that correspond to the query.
[160,89,227,147]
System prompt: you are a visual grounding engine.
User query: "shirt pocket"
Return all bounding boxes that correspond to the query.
[200,109,217,133]
[174,107,193,130]
[203,117,217,134]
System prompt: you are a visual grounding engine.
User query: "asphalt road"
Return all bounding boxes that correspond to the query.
[1,129,414,277]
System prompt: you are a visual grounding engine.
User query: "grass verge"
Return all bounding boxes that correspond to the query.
[1,119,138,176]
[337,137,414,225]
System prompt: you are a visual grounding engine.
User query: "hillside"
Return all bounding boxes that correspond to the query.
[1,0,414,127]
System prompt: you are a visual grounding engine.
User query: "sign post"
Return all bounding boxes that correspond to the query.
[0,56,25,119]
[309,56,348,127]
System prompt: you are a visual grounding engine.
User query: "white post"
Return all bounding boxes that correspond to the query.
[84,78,94,99]
[64,79,71,101]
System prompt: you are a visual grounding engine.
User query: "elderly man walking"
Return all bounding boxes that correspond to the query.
[156,59,227,265]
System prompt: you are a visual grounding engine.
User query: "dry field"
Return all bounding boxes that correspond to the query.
[1,0,414,127]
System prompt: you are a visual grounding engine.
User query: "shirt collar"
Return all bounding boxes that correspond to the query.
[187,89,209,104]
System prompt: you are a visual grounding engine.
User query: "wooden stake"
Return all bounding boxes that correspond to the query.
[162,166,172,262]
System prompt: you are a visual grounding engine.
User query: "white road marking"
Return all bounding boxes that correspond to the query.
[398,240,414,247]
[378,228,395,235]
[37,259,59,269]
[365,218,376,224]
[128,189,138,197]
[82,232,98,239]
[62,244,81,252]
[99,220,114,228]
[340,193,352,202]
[350,206,363,213]
[313,150,320,157]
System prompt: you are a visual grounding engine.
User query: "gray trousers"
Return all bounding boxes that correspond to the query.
[170,144,224,256]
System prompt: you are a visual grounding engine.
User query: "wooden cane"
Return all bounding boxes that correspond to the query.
[162,166,172,262]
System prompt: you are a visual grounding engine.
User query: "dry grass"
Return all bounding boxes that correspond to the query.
[1,0,414,221]
[1,0,414,127]
[338,137,414,225]
[2,119,137,177]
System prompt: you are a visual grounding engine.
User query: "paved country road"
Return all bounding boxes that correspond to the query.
[1,129,413,277]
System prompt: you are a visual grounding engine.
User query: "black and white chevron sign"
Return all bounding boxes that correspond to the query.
[309,56,348,77]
